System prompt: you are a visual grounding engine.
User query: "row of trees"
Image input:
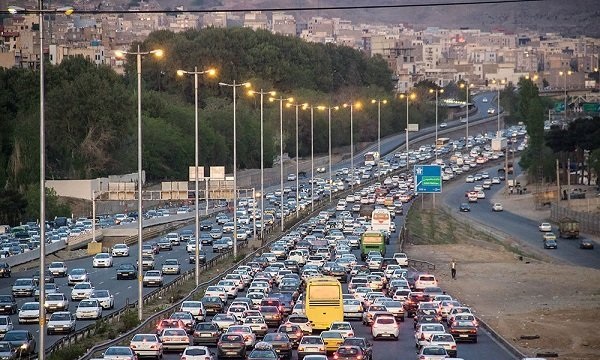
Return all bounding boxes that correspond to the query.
[1,27,464,223]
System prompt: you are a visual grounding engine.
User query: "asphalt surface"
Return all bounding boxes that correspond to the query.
[442,162,600,269]
[158,196,518,360]
[1,90,515,358]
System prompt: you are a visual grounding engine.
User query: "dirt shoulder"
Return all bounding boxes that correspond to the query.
[404,205,600,360]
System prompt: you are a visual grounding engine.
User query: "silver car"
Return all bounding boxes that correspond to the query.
[103,346,137,360]
[161,259,181,275]
[46,311,76,334]
[343,299,363,320]
[0,316,13,339]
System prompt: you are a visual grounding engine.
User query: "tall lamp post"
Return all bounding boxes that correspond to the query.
[269,95,294,231]
[176,67,216,286]
[286,102,306,218]
[317,105,339,201]
[8,4,74,359]
[302,104,317,212]
[428,89,444,162]
[490,79,506,135]
[343,102,361,188]
[219,81,251,259]
[370,99,387,178]
[459,82,474,148]
[559,70,572,119]
[399,93,416,169]
[114,46,163,322]
[248,89,276,239]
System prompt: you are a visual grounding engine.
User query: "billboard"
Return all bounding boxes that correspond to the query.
[408,123,419,132]
[188,166,205,181]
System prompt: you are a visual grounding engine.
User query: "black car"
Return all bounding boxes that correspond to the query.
[0,263,10,278]
[327,265,348,283]
[579,238,594,249]
[262,333,292,360]
[32,270,53,284]
[217,334,246,359]
[0,295,17,315]
[116,263,138,280]
[189,250,207,264]
[200,221,213,231]
[192,322,221,345]
[459,203,471,212]
[201,296,224,314]
[199,234,213,246]
[341,337,373,360]
[3,330,35,355]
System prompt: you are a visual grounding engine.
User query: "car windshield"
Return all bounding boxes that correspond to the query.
[331,323,351,330]
[250,350,277,358]
[301,337,323,345]
[264,333,288,341]
[14,279,32,286]
[0,342,12,351]
[423,347,447,355]
[79,301,97,308]
[91,291,109,297]
[0,317,8,325]
[22,303,38,310]
[51,313,71,321]
[163,329,186,336]
[132,334,157,342]
[185,348,208,355]
[3,332,26,341]
[71,269,85,275]
[338,347,360,355]
[0,296,12,302]
[105,347,132,355]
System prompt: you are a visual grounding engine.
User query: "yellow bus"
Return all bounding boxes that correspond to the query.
[305,277,343,330]
[436,137,450,148]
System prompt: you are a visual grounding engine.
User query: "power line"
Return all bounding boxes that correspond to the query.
[2,0,545,15]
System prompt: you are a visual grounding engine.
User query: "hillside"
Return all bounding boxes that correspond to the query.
[167,0,600,37]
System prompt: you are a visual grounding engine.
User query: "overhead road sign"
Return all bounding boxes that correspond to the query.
[414,165,442,193]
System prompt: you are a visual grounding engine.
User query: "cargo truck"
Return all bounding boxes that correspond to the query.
[558,218,580,239]
[360,231,386,260]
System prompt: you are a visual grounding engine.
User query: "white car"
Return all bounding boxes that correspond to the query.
[180,346,213,360]
[111,244,130,257]
[287,173,297,181]
[71,282,94,301]
[0,315,13,337]
[130,333,163,359]
[67,268,89,285]
[393,252,408,266]
[482,97,488,103]
[487,107,496,114]
[162,259,181,275]
[89,289,115,309]
[492,203,503,212]
[205,286,227,303]
[92,252,113,268]
[439,122,447,128]
[46,311,76,334]
[426,333,458,357]
[45,293,70,312]
[415,323,446,347]
[328,321,355,338]
[18,302,40,324]
[417,345,449,360]
[465,175,474,183]
[180,301,205,321]
[75,299,103,319]
[48,261,68,277]
[539,222,552,232]
[143,270,164,287]
[371,315,400,340]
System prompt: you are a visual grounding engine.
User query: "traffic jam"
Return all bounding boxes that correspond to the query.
[0,128,519,360]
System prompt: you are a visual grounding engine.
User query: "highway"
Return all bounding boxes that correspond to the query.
[442,162,600,269]
[156,193,518,360]
[0,90,516,359]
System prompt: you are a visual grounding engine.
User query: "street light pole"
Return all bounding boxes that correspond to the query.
[115,45,163,322]
[248,89,275,239]
[287,102,305,218]
[219,81,251,258]
[7,4,74,356]
[317,105,339,202]
[428,89,443,162]
[460,82,473,148]
[270,96,293,231]
[343,102,361,189]
[399,93,415,170]
[176,67,216,286]
[559,70,572,119]
[371,99,387,178]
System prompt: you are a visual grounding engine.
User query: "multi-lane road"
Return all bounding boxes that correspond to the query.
[443,162,600,269]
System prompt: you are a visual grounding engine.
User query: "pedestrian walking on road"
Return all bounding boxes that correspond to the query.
[451,260,456,279]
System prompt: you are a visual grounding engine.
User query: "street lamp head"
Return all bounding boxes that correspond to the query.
[439,89,444,94]
[247,90,256,96]
[151,49,163,58]
[333,106,339,111]
[428,89,434,94]
[176,69,186,77]
[7,6,25,14]
[243,82,251,88]
[382,99,388,104]
[409,93,416,100]
[355,101,362,109]
[317,105,326,110]
[302,103,310,110]
[206,68,217,77]
[269,91,277,96]
[287,97,294,103]
[114,50,126,59]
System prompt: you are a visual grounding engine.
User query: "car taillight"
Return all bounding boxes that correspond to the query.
[420,333,425,340]
[298,347,304,352]
[130,345,137,349]
[181,357,187,360]
[419,356,425,360]
[333,354,339,359]
[319,347,325,351]
[451,345,456,349]
[452,321,457,327]
[296,331,302,336]
[357,356,363,360]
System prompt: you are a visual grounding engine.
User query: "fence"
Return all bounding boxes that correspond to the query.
[550,203,600,235]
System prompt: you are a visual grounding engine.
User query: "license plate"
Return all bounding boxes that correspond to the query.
[227,352,237,355]
[459,334,469,338]
[201,334,210,337]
